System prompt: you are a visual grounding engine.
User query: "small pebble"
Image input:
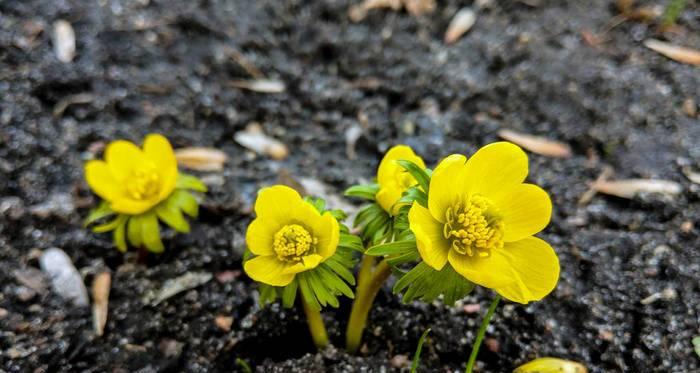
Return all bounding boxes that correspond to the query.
[390,354,409,368]
[39,248,89,307]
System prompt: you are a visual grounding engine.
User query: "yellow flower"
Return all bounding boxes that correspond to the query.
[85,134,178,215]
[376,145,426,215]
[408,142,559,304]
[244,185,340,286]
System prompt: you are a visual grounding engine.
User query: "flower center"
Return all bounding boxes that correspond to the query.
[443,195,504,258]
[273,224,317,262]
[126,164,160,200]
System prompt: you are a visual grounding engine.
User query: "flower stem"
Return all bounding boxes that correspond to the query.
[301,295,329,349]
[346,256,392,354]
[465,294,501,373]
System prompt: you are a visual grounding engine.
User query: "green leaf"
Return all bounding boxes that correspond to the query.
[410,328,431,373]
[304,197,326,214]
[92,214,127,233]
[398,186,428,208]
[297,273,320,311]
[397,160,430,193]
[308,270,338,307]
[693,336,700,358]
[155,201,190,233]
[127,215,143,248]
[353,203,384,228]
[259,284,278,307]
[282,279,298,308]
[366,240,416,256]
[393,262,474,305]
[317,264,354,299]
[83,201,114,227]
[141,211,164,253]
[344,183,380,201]
[385,251,420,267]
[235,358,253,373]
[324,257,356,286]
[176,173,208,192]
[113,218,128,253]
[338,233,365,253]
[328,209,347,222]
[169,189,199,218]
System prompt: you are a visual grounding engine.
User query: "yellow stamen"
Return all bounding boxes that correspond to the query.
[273,224,317,262]
[443,195,504,257]
[126,163,160,200]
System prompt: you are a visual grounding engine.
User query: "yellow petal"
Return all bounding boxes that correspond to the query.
[448,248,514,290]
[143,134,178,200]
[428,154,468,222]
[494,184,552,242]
[105,140,143,182]
[376,186,402,215]
[245,218,275,256]
[244,255,296,286]
[302,254,323,270]
[254,185,304,226]
[311,212,339,260]
[110,197,157,215]
[377,145,425,185]
[493,237,560,304]
[463,142,528,201]
[409,202,449,270]
[84,160,120,201]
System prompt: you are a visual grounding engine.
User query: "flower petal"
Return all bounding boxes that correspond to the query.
[448,248,514,290]
[428,154,468,222]
[377,145,425,185]
[311,212,339,260]
[254,185,304,227]
[244,255,296,286]
[84,160,121,201]
[409,202,449,270]
[302,254,323,270]
[245,218,276,256]
[376,186,402,215]
[493,237,560,304]
[463,142,528,201]
[110,198,157,215]
[494,184,552,242]
[105,140,143,182]
[143,134,178,200]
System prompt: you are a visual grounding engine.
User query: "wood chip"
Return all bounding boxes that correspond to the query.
[578,166,613,205]
[92,272,111,337]
[234,123,289,160]
[498,129,572,158]
[52,20,75,63]
[52,93,93,118]
[643,39,700,66]
[228,79,286,93]
[175,147,228,171]
[215,315,233,332]
[403,0,435,16]
[444,8,477,44]
[592,179,682,199]
[682,98,697,118]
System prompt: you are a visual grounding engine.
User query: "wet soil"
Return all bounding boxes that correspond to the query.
[1,0,700,372]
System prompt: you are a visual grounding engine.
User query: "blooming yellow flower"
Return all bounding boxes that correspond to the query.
[85,134,178,215]
[408,142,559,304]
[376,145,426,215]
[245,185,340,286]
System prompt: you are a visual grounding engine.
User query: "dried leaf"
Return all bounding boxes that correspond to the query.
[403,0,435,16]
[52,20,75,63]
[644,39,700,66]
[234,123,289,160]
[682,167,700,184]
[143,272,213,306]
[682,98,696,118]
[498,129,572,158]
[345,124,363,160]
[175,147,228,171]
[53,93,93,118]
[444,8,477,44]
[592,179,682,199]
[514,357,587,373]
[92,272,111,336]
[228,79,286,93]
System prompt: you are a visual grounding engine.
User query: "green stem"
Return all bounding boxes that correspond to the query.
[465,294,501,373]
[301,294,329,349]
[346,256,392,354]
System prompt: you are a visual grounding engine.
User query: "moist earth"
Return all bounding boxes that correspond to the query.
[1,0,699,372]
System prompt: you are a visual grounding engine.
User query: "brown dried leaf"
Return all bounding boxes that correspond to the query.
[592,179,682,199]
[52,93,93,118]
[228,79,286,93]
[234,123,289,160]
[92,272,111,337]
[444,8,477,44]
[403,0,435,16]
[215,315,233,332]
[175,147,228,171]
[644,39,700,66]
[52,20,75,63]
[498,129,572,158]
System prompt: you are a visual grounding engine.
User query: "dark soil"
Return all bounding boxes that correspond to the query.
[2,0,700,372]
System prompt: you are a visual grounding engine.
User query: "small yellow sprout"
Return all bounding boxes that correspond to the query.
[514,357,587,373]
[408,142,559,304]
[84,134,207,253]
[376,145,426,215]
